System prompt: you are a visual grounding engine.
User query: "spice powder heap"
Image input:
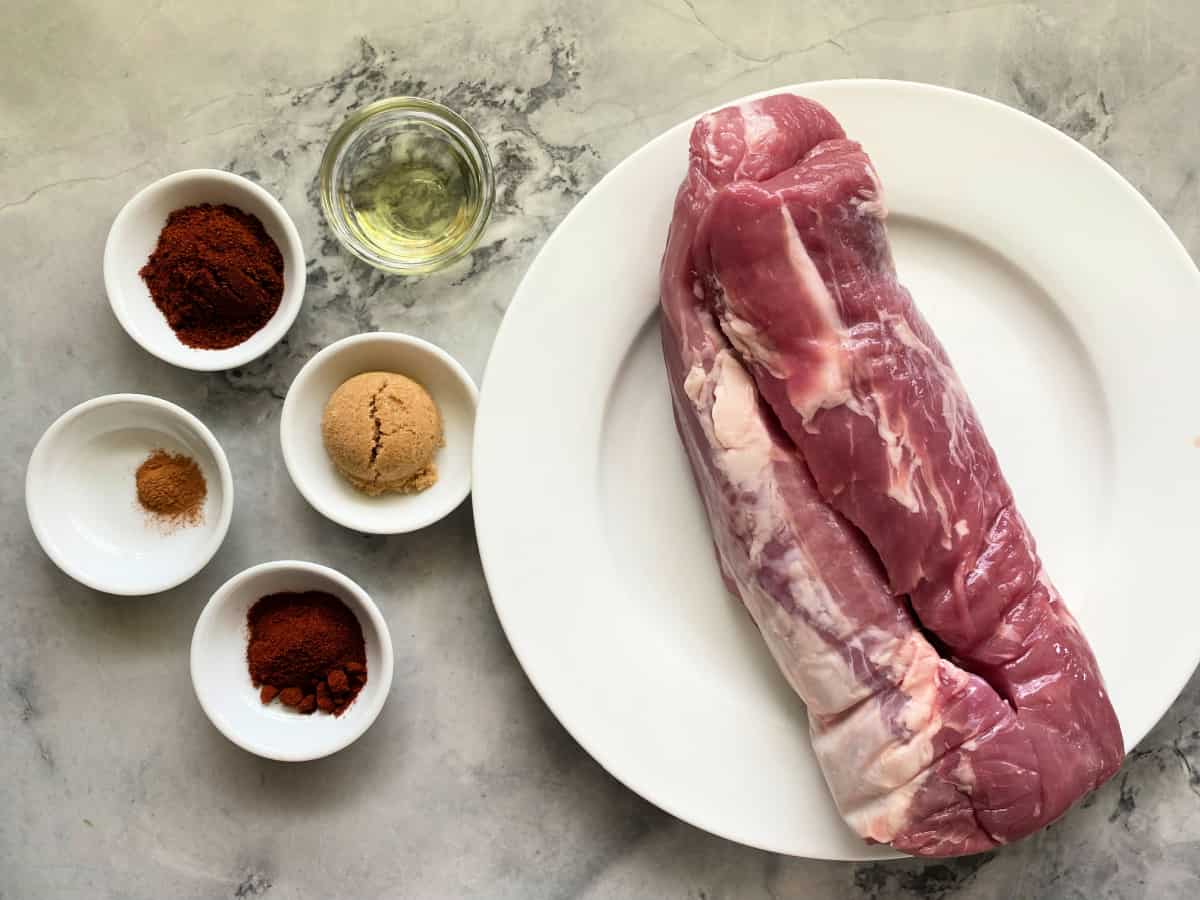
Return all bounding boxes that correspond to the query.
[246,591,367,716]
[135,449,206,528]
[139,203,284,350]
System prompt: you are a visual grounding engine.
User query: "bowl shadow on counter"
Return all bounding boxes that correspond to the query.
[190,698,395,814]
[280,470,477,583]
[33,548,218,654]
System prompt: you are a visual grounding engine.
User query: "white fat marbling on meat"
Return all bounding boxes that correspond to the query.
[683,364,706,403]
[741,561,879,716]
[727,209,974,541]
[712,466,911,719]
[735,103,775,177]
[678,343,926,720]
[883,312,975,543]
[773,301,969,542]
[720,309,789,380]
[710,352,774,487]
[852,395,923,515]
[927,476,955,550]
[854,161,888,219]
[814,653,972,843]
[669,288,997,854]
[701,114,737,174]
[739,104,774,146]
[779,205,844,354]
[728,208,940,525]
[855,391,952,544]
[682,347,781,563]
[839,768,932,845]
[951,752,977,791]
[885,312,972,469]
[810,642,945,836]
[769,211,918,517]
[774,205,855,421]
[768,547,921,715]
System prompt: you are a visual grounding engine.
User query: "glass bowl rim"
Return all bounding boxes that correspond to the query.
[318,96,495,275]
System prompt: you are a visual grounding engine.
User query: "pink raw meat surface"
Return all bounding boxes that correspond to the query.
[659,93,1123,857]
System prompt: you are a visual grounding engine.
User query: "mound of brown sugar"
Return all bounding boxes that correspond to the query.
[321,371,444,496]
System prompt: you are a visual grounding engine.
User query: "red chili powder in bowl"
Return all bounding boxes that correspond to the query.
[139,203,284,350]
[246,591,367,717]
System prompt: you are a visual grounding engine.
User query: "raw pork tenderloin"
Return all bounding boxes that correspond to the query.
[659,94,1123,857]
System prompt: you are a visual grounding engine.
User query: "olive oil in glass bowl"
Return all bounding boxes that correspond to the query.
[320,98,495,274]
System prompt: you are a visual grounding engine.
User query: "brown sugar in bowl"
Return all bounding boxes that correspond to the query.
[280,332,478,535]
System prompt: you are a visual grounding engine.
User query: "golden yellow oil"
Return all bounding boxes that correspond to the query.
[342,129,483,266]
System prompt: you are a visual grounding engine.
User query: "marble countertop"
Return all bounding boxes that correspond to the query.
[3,1,1199,897]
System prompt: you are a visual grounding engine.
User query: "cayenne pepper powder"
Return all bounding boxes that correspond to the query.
[135,449,206,528]
[247,592,367,717]
[139,203,284,349]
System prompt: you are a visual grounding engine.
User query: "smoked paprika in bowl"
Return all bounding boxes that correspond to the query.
[190,560,394,761]
[104,170,306,372]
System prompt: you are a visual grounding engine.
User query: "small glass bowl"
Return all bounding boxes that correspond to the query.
[319,97,495,275]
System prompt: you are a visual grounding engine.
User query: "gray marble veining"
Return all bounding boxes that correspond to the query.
[3,1,1199,897]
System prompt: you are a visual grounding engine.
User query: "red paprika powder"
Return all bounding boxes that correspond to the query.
[139,203,284,349]
[247,591,367,717]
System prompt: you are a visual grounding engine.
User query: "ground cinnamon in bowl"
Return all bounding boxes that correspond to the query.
[247,591,367,716]
[139,203,284,349]
[135,449,206,528]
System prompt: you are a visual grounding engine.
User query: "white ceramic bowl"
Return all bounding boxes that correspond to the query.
[25,394,234,595]
[103,169,306,371]
[190,560,394,762]
[280,332,477,534]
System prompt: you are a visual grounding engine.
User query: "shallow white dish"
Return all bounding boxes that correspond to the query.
[104,169,306,371]
[191,560,394,762]
[280,332,477,534]
[26,393,233,595]
[474,80,1200,860]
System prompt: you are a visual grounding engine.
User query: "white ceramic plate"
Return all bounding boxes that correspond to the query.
[280,332,477,534]
[104,169,306,371]
[26,394,233,595]
[473,80,1200,860]
[191,560,394,762]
